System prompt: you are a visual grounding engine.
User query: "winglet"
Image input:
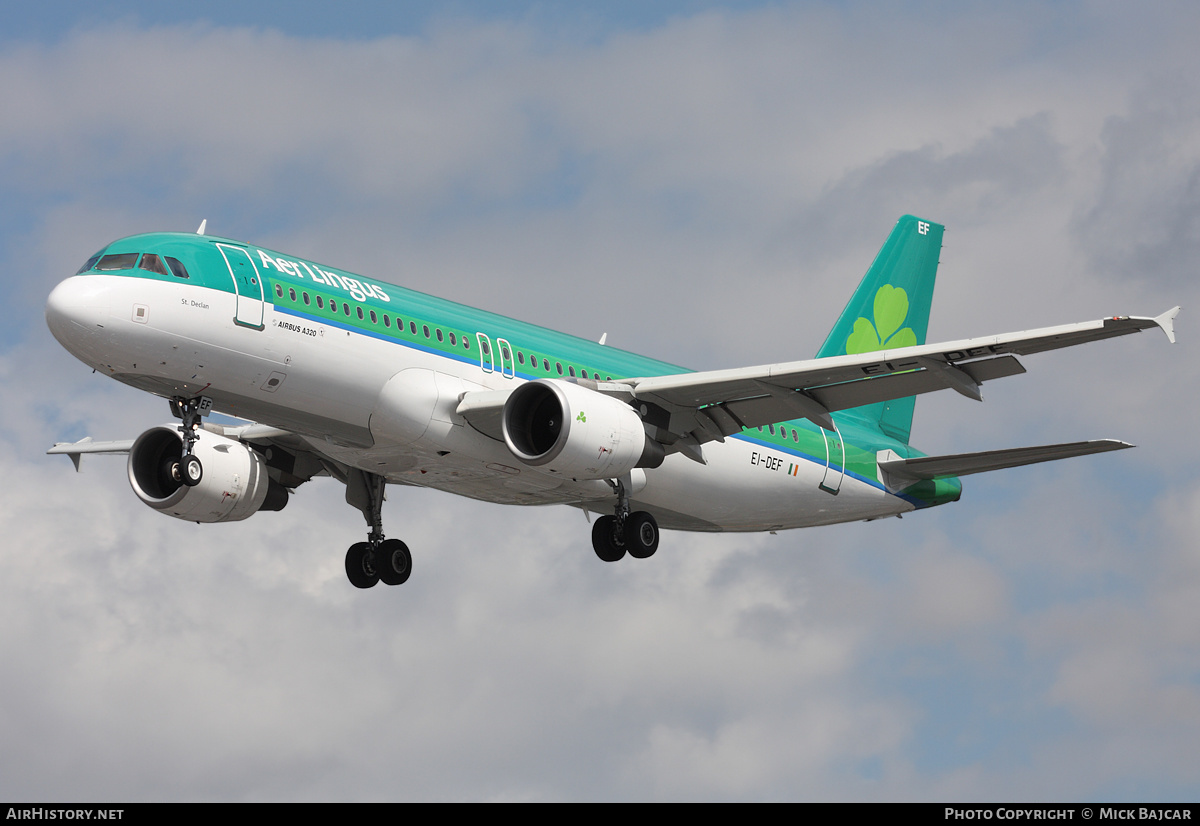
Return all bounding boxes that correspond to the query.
[196,219,207,236]
[1154,306,1180,343]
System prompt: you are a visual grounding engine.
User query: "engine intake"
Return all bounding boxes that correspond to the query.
[502,380,663,479]
[128,426,288,522]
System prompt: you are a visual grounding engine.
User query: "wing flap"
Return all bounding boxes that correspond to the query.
[808,367,960,413]
[959,354,1027,383]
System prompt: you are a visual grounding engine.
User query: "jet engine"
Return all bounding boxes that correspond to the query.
[127,426,289,522]
[502,379,664,480]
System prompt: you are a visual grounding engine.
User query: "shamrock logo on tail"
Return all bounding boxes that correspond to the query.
[845,284,918,354]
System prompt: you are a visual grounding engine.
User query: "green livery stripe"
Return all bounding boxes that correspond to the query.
[83,228,961,508]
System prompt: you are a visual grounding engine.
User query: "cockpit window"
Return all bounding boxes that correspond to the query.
[78,250,190,278]
[95,253,140,271]
[138,254,169,276]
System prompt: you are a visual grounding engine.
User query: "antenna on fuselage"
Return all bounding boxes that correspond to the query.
[196,219,207,236]
[598,332,607,345]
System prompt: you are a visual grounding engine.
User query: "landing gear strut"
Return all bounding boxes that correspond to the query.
[169,396,209,487]
[344,470,411,589]
[591,475,659,562]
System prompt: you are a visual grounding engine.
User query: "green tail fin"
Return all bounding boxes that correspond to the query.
[816,214,944,444]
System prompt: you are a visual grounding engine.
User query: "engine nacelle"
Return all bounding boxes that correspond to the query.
[127,426,288,523]
[502,379,664,480]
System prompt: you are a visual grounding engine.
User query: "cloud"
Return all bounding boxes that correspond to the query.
[1077,80,1200,292]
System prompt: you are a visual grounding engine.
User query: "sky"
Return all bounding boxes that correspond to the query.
[1,0,1198,802]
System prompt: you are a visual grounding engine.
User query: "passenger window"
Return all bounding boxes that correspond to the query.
[423,325,430,338]
[517,352,524,365]
[95,253,139,271]
[370,310,377,323]
[543,359,550,372]
[317,296,324,309]
[139,254,169,276]
[436,329,443,342]
[410,321,417,335]
[568,366,576,377]
[480,339,490,355]
[464,337,471,350]
[303,292,310,305]
[384,315,391,327]
[289,288,297,302]
[343,303,351,316]
[357,307,364,320]
[556,362,563,375]
[275,284,283,298]
[165,257,190,279]
[449,332,456,346]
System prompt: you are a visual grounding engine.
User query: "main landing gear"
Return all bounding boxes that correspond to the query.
[591,476,659,563]
[344,470,412,589]
[169,396,208,487]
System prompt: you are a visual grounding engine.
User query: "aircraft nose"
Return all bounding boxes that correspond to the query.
[46,276,111,359]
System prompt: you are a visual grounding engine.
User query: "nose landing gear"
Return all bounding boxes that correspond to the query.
[169,396,211,487]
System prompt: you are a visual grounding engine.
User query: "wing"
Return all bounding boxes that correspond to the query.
[47,437,136,471]
[621,308,1179,453]
[48,423,334,489]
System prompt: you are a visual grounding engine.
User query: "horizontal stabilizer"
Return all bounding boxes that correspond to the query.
[878,439,1132,489]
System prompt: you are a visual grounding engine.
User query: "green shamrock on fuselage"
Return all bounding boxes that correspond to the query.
[845,284,918,354]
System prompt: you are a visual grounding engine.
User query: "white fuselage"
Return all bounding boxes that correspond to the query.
[47,272,914,532]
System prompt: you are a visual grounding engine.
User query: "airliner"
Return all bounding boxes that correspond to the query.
[45,215,1178,589]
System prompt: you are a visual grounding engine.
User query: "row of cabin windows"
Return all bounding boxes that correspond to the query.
[274,281,613,382]
[78,252,190,280]
[274,283,472,350]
